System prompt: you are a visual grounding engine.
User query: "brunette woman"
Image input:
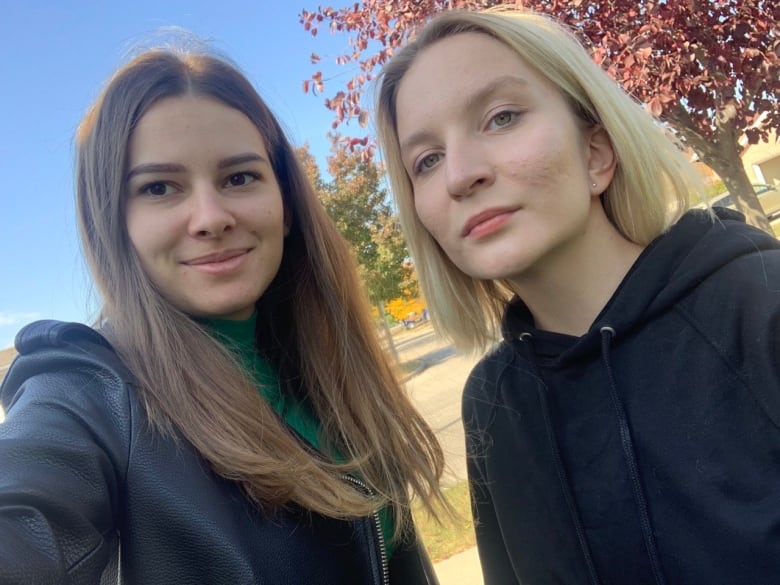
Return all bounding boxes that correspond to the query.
[0,47,448,584]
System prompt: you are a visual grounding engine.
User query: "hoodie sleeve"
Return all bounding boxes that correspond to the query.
[463,362,521,585]
[0,358,129,584]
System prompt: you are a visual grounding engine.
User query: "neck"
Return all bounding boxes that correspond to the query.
[510,206,644,337]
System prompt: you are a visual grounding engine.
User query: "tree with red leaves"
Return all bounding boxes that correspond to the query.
[301,0,779,231]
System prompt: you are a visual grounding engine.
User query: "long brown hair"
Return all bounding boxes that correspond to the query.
[76,48,448,535]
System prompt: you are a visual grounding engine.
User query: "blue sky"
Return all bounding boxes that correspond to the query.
[0,1,357,348]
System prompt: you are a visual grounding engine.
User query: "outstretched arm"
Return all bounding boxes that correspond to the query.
[0,368,127,584]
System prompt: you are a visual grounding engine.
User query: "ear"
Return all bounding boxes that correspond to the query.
[586,126,617,196]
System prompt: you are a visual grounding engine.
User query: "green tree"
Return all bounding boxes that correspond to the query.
[295,141,412,362]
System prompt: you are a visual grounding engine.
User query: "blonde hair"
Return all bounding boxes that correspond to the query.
[77,48,447,537]
[375,9,705,352]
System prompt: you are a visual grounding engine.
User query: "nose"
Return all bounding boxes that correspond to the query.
[445,141,494,199]
[187,183,236,238]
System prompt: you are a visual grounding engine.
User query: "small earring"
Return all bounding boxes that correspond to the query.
[591,182,597,188]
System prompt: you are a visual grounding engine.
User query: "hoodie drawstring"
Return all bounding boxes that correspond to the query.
[516,333,602,585]
[600,327,667,585]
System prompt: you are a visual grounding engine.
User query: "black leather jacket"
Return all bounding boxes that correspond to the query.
[0,320,438,584]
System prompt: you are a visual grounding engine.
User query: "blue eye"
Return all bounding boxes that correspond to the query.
[489,111,518,129]
[416,153,441,174]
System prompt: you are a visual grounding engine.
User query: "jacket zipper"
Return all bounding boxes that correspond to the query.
[341,473,390,585]
[282,423,389,585]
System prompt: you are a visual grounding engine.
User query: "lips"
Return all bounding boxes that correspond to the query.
[461,208,517,238]
[183,248,251,265]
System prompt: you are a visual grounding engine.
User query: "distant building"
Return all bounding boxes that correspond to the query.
[688,127,780,190]
[741,129,780,187]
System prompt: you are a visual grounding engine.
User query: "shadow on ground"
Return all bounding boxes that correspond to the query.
[419,345,457,366]
[394,328,438,353]
[400,345,458,381]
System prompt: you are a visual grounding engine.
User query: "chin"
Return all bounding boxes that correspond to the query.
[189,300,256,321]
[459,260,525,281]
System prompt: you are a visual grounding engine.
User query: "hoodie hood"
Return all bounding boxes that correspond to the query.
[502,208,780,363]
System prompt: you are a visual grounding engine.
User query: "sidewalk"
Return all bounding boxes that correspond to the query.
[434,547,484,585]
[391,324,485,585]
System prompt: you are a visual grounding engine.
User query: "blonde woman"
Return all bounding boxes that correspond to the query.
[376,9,780,585]
[0,47,448,584]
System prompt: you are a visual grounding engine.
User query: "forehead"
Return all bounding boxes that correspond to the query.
[403,33,535,91]
[400,34,536,109]
[394,32,553,143]
[129,95,268,160]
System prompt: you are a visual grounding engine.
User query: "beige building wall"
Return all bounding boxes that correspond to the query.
[742,129,780,186]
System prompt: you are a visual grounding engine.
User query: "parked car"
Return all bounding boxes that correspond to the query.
[402,310,428,329]
[701,183,780,220]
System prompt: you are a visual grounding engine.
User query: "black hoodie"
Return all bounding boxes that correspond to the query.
[464,209,780,585]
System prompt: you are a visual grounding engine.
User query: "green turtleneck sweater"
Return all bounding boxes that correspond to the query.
[206,312,395,558]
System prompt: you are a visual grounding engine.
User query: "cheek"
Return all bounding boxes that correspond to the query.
[413,193,444,239]
[504,125,578,182]
[125,207,170,264]
[504,148,562,185]
[252,195,286,226]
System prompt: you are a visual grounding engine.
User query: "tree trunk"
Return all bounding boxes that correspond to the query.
[376,302,399,365]
[707,157,771,232]
[667,105,772,235]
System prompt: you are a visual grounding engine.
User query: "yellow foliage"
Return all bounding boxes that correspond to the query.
[385,297,427,322]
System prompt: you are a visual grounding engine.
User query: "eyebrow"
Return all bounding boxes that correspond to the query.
[217,152,267,169]
[399,75,530,154]
[125,163,184,181]
[126,152,268,181]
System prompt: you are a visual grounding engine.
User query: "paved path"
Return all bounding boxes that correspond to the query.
[391,324,485,585]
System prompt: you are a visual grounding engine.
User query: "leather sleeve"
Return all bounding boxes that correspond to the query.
[0,347,130,584]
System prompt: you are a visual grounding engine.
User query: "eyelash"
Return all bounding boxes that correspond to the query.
[411,109,523,176]
[413,153,442,176]
[487,109,520,130]
[223,171,261,187]
[136,172,262,198]
[138,182,174,197]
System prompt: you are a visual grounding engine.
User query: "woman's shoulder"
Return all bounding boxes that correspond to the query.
[7,319,132,379]
[1,319,137,424]
[14,319,115,355]
[463,342,514,403]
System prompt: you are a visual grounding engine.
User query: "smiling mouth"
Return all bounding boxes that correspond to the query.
[183,249,251,266]
[180,249,252,276]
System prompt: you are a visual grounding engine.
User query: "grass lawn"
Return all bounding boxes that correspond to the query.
[413,480,477,563]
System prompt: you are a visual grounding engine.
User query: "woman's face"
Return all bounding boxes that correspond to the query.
[394,33,614,285]
[125,95,288,320]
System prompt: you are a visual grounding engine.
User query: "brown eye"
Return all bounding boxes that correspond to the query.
[225,172,258,187]
[141,182,170,197]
